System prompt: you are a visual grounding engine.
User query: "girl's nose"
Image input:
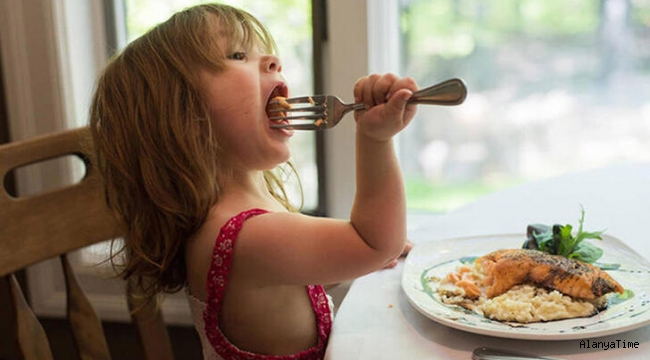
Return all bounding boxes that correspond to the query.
[263,54,282,73]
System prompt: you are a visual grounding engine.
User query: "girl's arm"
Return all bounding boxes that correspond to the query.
[350,73,418,266]
[228,74,418,286]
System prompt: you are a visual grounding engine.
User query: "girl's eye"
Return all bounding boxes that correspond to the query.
[228,52,247,60]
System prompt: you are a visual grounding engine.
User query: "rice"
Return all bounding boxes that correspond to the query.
[480,285,598,323]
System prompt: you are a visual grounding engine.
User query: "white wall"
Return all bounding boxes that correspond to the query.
[324,0,368,219]
[324,0,402,219]
[0,0,69,141]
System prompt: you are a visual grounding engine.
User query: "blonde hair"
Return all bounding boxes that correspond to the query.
[89,3,298,300]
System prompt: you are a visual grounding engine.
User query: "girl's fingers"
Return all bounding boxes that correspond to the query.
[355,74,417,110]
[383,240,413,269]
[401,240,414,257]
[387,77,418,101]
[383,88,413,123]
[372,73,398,105]
[361,74,381,109]
[384,259,399,269]
[353,76,366,103]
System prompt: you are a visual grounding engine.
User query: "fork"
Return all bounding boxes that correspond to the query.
[269,78,467,130]
[472,347,564,360]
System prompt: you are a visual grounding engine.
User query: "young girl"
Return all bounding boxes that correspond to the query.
[90,3,417,359]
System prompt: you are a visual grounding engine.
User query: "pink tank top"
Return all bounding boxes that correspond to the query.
[203,208,332,359]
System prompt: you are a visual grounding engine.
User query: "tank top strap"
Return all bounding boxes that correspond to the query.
[307,285,334,345]
[204,208,269,315]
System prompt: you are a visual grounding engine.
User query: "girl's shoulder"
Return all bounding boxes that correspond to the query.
[216,208,270,237]
[206,204,273,231]
[199,204,289,249]
[185,206,273,300]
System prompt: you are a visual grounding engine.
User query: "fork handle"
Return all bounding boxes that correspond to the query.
[408,78,467,106]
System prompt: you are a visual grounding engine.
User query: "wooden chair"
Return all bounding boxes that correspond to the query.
[0,127,174,360]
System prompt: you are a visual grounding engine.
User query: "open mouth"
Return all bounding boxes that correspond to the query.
[266,86,290,125]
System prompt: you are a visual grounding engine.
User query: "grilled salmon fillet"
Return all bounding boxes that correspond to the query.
[479,249,624,299]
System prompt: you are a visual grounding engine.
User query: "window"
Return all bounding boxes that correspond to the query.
[395,0,650,212]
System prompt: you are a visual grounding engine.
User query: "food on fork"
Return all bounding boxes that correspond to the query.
[265,94,332,130]
[267,96,292,122]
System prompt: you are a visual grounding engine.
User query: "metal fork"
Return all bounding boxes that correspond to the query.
[269,78,467,130]
[472,347,565,360]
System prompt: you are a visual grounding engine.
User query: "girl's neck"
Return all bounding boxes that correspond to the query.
[221,171,279,209]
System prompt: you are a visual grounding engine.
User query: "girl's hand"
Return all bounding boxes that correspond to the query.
[353,73,418,141]
[383,240,413,269]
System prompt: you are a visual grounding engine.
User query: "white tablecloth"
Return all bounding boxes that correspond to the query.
[325,162,650,360]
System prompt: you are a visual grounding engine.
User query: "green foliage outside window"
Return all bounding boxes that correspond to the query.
[399,0,650,213]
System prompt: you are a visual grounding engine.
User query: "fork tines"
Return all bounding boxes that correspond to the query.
[267,106,325,121]
[267,96,327,122]
[269,95,326,105]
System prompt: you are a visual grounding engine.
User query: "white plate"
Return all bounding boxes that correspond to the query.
[401,234,650,340]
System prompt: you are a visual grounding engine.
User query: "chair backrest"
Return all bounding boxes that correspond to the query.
[0,127,174,360]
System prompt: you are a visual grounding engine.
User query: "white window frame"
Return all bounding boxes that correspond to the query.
[324,0,401,219]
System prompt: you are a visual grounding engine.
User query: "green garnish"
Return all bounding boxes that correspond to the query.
[459,256,478,264]
[522,206,605,263]
[608,289,635,306]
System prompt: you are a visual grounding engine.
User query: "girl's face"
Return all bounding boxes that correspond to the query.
[200,32,293,173]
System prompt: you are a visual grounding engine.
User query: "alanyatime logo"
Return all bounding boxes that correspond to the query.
[580,339,640,350]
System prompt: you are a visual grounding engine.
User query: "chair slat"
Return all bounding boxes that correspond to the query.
[127,279,175,360]
[7,274,54,360]
[0,275,21,359]
[61,255,112,360]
